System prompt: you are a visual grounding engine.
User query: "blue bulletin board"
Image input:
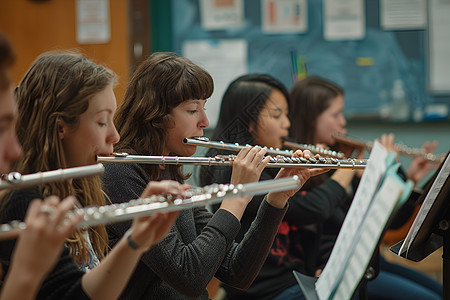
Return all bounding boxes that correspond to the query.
[166,0,449,122]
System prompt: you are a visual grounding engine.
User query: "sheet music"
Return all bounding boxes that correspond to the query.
[333,175,406,299]
[316,142,388,300]
[398,154,450,255]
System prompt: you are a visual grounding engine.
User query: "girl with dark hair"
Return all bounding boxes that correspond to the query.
[289,76,442,300]
[200,74,343,300]
[102,53,325,299]
[0,51,180,300]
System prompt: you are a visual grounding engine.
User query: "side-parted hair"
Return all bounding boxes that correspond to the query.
[10,51,117,264]
[289,76,344,145]
[114,52,213,182]
[211,74,289,145]
[199,74,289,186]
[0,32,15,90]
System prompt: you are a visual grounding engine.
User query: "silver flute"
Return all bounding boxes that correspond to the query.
[0,176,301,240]
[281,137,346,159]
[97,153,367,170]
[183,137,295,157]
[333,134,445,163]
[0,164,105,191]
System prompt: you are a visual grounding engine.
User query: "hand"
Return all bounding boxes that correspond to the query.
[10,196,82,278]
[267,150,329,208]
[406,141,439,185]
[376,133,398,157]
[315,269,322,277]
[127,181,188,252]
[230,146,270,186]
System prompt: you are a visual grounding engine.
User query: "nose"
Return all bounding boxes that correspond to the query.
[283,114,291,129]
[5,131,23,165]
[340,113,347,127]
[199,110,209,129]
[108,125,120,145]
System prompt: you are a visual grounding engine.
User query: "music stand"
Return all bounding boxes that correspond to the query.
[294,144,414,300]
[391,151,450,299]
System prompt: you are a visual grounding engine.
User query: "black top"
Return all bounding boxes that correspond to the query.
[200,166,347,300]
[0,188,89,300]
[102,162,289,300]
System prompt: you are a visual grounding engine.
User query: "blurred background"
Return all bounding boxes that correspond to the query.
[1,0,449,172]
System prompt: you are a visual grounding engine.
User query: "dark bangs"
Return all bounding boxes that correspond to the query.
[167,62,214,108]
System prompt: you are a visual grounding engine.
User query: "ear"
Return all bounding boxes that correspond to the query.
[248,121,256,135]
[57,118,68,140]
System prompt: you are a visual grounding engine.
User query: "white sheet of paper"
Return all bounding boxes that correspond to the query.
[323,0,365,41]
[380,0,427,30]
[315,142,387,300]
[200,0,244,30]
[182,39,248,128]
[261,0,307,34]
[75,0,110,44]
[398,154,450,255]
[333,175,403,300]
[428,0,450,93]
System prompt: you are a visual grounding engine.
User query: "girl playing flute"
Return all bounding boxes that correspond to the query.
[0,51,181,300]
[102,52,326,299]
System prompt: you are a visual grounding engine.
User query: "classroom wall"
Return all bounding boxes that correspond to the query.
[0,0,131,101]
[149,0,450,186]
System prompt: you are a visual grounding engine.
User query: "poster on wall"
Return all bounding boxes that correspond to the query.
[261,0,308,34]
[323,0,365,41]
[75,0,110,44]
[200,0,244,30]
[183,39,248,128]
[380,0,427,30]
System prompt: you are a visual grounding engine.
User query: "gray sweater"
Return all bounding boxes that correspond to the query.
[102,162,288,300]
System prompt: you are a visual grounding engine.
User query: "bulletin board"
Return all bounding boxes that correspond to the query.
[167,0,449,125]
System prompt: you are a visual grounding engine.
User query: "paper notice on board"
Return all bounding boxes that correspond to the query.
[323,0,365,41]
[428,0,450,93]
[380,0,427,30]
[200,0,244,30]
[76,0,110,44]
[261,0,307,34]
[183,39,248,128]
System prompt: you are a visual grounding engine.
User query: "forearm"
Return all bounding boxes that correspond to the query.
[219,196,250,221]
[0,265,44,300]
[330,169,355,189]
[217,199,287,288]
[82,237,143,300]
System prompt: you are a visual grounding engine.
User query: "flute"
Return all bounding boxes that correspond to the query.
[97,153,367,170]
[0,176,301,240]
[333,134,444,163]
[183,137,295,157]
[281,137,345,159]
[0,164,105,191]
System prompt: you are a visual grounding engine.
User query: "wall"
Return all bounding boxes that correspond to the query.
[0,0,131,101]
[150,0,450,186]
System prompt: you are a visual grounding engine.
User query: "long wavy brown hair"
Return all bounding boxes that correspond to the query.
[114,52,213,182]
[4,51,117,264]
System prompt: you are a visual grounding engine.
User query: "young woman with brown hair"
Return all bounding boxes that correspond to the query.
[102,52,324,299]
[0,51,180,300]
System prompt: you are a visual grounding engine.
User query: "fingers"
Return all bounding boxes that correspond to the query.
[292,149,312,159]
[235,145,268,165]
[141,180,189,198]
[46,196,76,228]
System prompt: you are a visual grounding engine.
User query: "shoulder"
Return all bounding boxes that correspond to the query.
[103,162,149,181]
[0,188,42,222]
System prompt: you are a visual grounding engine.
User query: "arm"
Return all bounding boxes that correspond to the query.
[0,196,81,300]
[81,181,181,300]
